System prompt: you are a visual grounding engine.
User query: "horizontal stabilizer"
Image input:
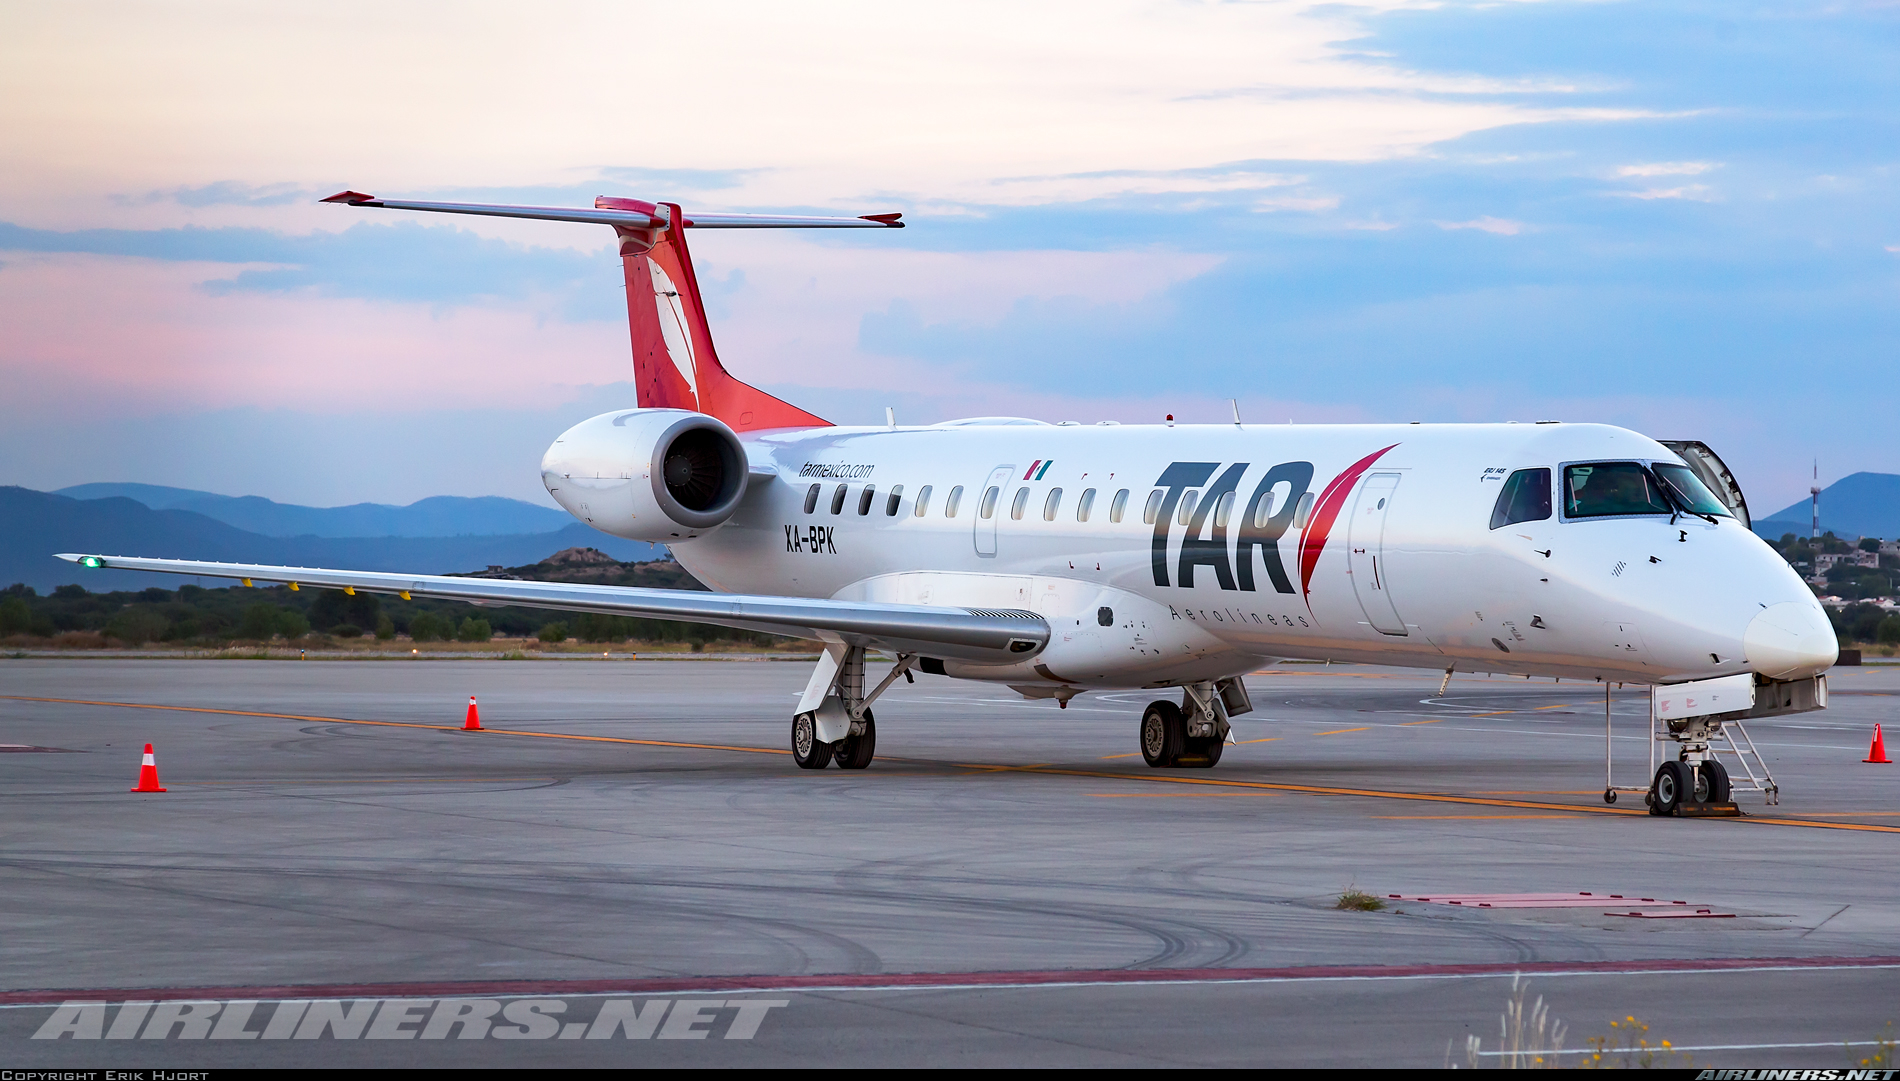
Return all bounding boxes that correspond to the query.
[55,554,1045,664]
[320,192,902,228]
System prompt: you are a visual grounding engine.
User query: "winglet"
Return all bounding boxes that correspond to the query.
[320,190,376,204]
[860,213,905,228]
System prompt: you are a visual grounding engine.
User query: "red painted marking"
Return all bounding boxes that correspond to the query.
[3,956,1895,1005]
[1298,444,1399,610]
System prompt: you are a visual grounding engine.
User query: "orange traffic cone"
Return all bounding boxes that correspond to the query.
[1866,724,1891,764]
[463,695,483,731]
[130,743,166,792]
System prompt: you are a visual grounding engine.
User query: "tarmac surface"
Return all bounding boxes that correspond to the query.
[3,655,1898,1067]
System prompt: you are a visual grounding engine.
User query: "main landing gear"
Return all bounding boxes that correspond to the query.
[790,644,911,771]
[1138,678,1251,769]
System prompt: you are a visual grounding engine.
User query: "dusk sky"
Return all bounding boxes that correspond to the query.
[3,1,1895,514]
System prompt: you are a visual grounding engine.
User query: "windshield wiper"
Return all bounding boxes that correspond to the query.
[1652,471,1719,525]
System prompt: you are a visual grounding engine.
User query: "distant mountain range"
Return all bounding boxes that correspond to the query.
[3,486,664,593]
[1753,472,1900,540]
[53,483,573,538]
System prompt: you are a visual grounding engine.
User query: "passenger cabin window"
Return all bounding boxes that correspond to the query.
[978,485,999,519]
[830,484,849,515]
[803,483,821,515]
[1293,492,1315,529]
[1076,488,1096,522]
[1110,489,1130,523]
[1010,487,1030,520]
[914,484,933,517]
[945,485,963,517]
[1564,463,1671,519]
[1043,488,1062,521]
[857,485,876,515]
[1142,490,1164,525]
[1252,492,1276,529]
[1213,491,1235,529]
[885,484,904,516]
[1651,463,1732,518]
[1489,468,1552,530]
[1177,490,1198,526]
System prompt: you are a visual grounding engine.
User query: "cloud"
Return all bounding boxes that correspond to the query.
[0,219,619,316]
[1434,216,1522,235]
[112,181,316,208]
[1612,185,1715,202]
[1616,162,1719,178]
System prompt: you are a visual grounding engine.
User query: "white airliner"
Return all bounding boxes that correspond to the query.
[60,191,1837,814]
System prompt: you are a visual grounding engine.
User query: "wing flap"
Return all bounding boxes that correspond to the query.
[54,554,1045,663]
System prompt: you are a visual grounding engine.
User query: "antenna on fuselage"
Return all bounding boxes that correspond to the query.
[1229,399,1241,427]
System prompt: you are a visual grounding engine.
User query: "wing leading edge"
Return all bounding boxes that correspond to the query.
[54,554,1046,663]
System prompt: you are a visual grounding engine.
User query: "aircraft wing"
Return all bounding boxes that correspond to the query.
[53,554,1045,663]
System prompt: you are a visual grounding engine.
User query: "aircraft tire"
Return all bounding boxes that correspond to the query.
[1140,701,1185,768]
[1650,761,1689,816]
[835,711,877,770]
[1179,735,1223,767]
[1697,758,1731,803]
[791,712,832,769]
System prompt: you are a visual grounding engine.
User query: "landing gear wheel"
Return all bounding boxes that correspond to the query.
[1649,760,1689,816]
[834,710,876,770]
[1180,735,1223,767]
[791,712,832,769]
[1140,700,1186,768]
[1603,789,1617,805]
[1696,758,1731,804]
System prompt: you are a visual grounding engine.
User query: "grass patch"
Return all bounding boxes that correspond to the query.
[1336,887,1386,911]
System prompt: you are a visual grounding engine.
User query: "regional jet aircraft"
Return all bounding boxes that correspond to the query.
[60,191,1837,814]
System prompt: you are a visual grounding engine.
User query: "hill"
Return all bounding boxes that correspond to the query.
[1,487,663,593]
[52,483,571,538]
[1755,472,1900,540]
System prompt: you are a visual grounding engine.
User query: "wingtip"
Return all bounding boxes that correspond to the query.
[861,212,905,228]
[320,190,376,204]
[54,553,81,563]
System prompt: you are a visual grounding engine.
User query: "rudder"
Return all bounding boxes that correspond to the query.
[600,198,831,431]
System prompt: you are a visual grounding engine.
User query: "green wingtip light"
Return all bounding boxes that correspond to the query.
[79,556,104,569]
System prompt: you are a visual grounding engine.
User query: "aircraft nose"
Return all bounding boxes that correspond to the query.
[1744,601,1838,680]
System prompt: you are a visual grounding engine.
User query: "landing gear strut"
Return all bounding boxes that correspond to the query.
[789,644,910,770]
[1138,679,1245,768]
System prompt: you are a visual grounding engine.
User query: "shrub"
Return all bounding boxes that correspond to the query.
[278,611,310,640]
[375,615,395,640]
[1880,616,1900,647]
[333,623,363,638]
[538,621,570,643]
[106,608,169,645]
[0,596,30,635]
[457,617,492,643]
[408,612,448,642]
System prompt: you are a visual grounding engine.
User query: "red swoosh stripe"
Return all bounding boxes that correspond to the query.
[1298,444,1400,610]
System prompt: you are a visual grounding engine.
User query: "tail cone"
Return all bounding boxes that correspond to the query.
[1866,724,1891,764]
[130,743,166,792]
[464,695,482,731]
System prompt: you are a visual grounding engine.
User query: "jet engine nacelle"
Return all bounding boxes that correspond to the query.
[541,409,748,541]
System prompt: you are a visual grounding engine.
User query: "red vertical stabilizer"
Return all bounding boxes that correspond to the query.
[597,198,831,432]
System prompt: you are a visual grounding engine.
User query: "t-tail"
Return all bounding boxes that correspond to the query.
[320,189,904,431]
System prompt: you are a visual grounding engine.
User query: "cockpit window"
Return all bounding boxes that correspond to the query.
[1564,462,1671,518]
[1652,463,1733,518]
[1489,468,1552,530]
